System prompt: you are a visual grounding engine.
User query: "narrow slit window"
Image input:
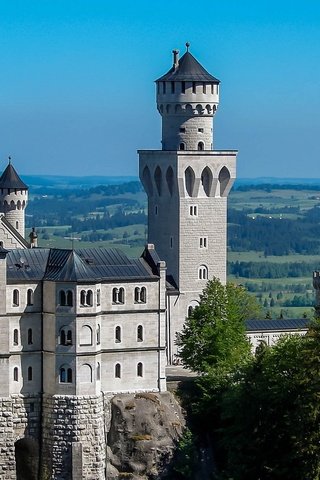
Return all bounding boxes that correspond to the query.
[13,329,19,346]
[115,363,121,378]
[137,325,143,342]
[28,328,33,345]
[115,326,121,343]
[13,367,18,381]
[28,366,32,381]
[137,362,143,377]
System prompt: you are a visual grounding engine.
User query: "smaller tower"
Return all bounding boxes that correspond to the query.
[0,159,28,238]
[156,43,220,151]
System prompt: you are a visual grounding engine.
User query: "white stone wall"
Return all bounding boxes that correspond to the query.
[247,329,308,352]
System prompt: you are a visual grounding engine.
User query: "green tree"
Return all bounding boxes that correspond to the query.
[177,278,260,375]
[220,324,320,479]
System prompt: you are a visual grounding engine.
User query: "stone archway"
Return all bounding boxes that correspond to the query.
[15,438,39,480]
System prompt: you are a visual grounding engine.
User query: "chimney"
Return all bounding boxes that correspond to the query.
[172,49,179,69]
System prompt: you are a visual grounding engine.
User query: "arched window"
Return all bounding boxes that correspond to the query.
[112,288,118,304]
[60,327,72,345]
[97,362,101,381]
[59,290,66,306]
[13,289,19,307]
[60,367,66,382]
[218,166,231,197]
[185,167,195,197]
[137,325,143,342]
[201,167,213,197]
[118,288,125,304]
[28,366,32,381]
[13,367,18,382]
[97,289,101,306]
[97,324,101,345]
[80,325,93,346]
[28,328,33,345]
[60,329,66,345]
[80,364,92,383]
[80,290,86,306]
[134,287,140,303]
[67,330,72,345]
[86,290,93,307]
[60,367,72,383]
[13,329,19,346]
[179,143,185,151]
[198,141,204,151]
[66,290,73,306]
[140,287,146,303]
[198,265,208,280]
[154,166,162,196]
[142,166,153,196]
[137,362,143,377]
[115,363,121,378]
[27,289,34,306]
[115,326,121,343]
[166,166,174,195]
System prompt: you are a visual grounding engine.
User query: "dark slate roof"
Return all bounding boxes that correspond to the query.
[156,51,220,83]
[246,318,309,332]
[0,163,28,190]
[7,248,50,281]
[6,247,158,282]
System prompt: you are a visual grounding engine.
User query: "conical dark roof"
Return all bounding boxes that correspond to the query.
[156,51,220,83]
[0,163,28,190]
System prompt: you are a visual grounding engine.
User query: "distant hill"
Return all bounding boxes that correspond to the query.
[19,174,320,189]
[21,175,139,189]
[235,177,320,186]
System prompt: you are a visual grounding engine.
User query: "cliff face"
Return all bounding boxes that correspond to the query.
[106,392,185,480]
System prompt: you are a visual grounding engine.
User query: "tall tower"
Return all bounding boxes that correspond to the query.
[139,45,237,357]
[0,160,28,238]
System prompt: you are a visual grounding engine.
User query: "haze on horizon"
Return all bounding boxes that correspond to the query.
[1,0,319,179]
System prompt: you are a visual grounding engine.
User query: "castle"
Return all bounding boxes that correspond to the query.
[0,45,240,479]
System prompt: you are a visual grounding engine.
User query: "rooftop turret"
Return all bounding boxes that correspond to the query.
[155,44,220,151]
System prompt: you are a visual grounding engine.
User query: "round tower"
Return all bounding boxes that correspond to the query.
[156,43,220,151]
[0,159,28,238]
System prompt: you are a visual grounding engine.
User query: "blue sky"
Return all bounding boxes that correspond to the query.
[1,0,320,178]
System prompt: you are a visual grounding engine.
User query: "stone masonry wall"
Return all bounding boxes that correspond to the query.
[0,394,41,480]
[41,394,107,480]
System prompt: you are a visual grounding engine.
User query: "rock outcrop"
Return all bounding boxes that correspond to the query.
[106,392,185,479]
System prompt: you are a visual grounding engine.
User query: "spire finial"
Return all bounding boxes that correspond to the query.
[186,42,190,52]
[8,156,11,165]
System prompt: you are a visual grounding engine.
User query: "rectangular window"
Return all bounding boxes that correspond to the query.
[189,205,198,216]
[199,237,208,248]
[211,84,214,94]
[198,128,204,133]
[180,127,185,133]
[181,81,185,93]
[203,83,206,94]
